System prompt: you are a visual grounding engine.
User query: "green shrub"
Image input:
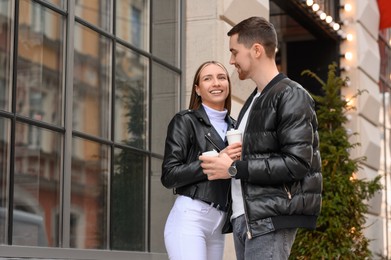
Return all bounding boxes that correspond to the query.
[290,63,382,259]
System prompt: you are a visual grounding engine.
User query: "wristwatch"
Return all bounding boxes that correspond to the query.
[228,161,237,178]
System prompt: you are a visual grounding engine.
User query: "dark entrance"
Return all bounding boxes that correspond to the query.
[270,0,341,96]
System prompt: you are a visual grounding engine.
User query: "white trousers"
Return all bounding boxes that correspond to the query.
[164,195,226,260]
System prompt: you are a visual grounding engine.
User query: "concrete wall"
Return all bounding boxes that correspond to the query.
[340,0,384,257]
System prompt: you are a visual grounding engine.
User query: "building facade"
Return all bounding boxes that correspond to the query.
[0,0,390,259]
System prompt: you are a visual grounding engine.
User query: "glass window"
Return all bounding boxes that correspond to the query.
[151,62,180,155]
[75,0,111,33]
[43,0,67,10]
[114,44,148,149]
[0,0,182,256]
[0,118,10,244]
[111,147,146,251]
[13,122,62,247]
[17,0,64,126]
[150,156,173,253]
[70,137,109,249]
[152,0,180,66]
[0,0,13,112]
[73,23,112,139]
[116,0,149,51]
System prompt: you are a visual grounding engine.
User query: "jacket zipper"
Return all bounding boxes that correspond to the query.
[225,181,232,210]
[239,93,263,240]
[284,184,292,199]
[204,134,221,152]
[241,180,253,239]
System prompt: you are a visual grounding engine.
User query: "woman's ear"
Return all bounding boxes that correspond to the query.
[195,85,200,96]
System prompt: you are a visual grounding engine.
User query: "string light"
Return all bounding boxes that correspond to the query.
[337,30,347,39]
[344,52,353,60]
[306,0,314,6]
[302,0,350,40]
[325,15,333,23]
[341,3,352,12]
[317,11,327,20]
[340,52,353,60]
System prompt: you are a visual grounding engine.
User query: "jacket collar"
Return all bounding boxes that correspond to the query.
[261,72,286,95]
[193,105,212,126]
[193,105,235,128]
[237,73,287,125]
[193,105,235,149]
[249,72,287,99]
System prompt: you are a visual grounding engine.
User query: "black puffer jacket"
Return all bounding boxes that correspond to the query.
[161,106,235,211]
[233,73,322,238]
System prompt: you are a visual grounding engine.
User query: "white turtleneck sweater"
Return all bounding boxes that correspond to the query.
[202,104,228,141]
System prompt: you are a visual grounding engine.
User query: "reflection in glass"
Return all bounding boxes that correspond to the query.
[71,137,109,249]
[16,0,64,126]
[150,156,173,253]
[73,23,111,138]
[75,0,111,32]
[0,118,10,244]
[152,0,180,66]
[43,0,67,10]
[151,62,179,155]
[13,122,62,247]
[0,0,13,112]
[111,147,145,251]
[116,0,149,51]
[114,44,148,149]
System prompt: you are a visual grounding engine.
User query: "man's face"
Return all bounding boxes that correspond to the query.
[229,34,253,80]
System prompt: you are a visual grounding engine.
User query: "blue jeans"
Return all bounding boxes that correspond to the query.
[232,215,297,260]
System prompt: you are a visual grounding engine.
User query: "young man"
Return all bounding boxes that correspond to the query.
[199,16,322,260]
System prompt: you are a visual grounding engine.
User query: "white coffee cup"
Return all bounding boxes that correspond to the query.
[202,150,219,157]
[226,129,242,145]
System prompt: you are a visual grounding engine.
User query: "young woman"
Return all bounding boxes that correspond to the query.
[161,61,242,260]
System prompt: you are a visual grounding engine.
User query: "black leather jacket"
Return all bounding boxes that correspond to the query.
[161,106,235,212]
[233,73,322,238]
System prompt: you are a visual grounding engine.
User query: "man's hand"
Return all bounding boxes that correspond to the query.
[199,153,233,180]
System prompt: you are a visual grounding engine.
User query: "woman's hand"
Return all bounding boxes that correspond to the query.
[220,142,242,161]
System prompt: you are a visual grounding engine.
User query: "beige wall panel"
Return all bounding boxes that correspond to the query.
[345,113,380,170]
[356,26,380,81]
[363,214,385,257]
[185,19,219,104]
[359,117,381,170]
[223,233,236,260]
[355,0,380,39]
[186,0,218,20]
[222,0,269,26]
[345,69,381,125]
[357,165,383,215]
[150,174,175,252]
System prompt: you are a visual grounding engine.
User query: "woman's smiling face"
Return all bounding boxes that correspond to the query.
[196,63,230,111]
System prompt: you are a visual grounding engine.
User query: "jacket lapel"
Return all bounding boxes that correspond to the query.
[194,106,229,152]
[237,88,258,127]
